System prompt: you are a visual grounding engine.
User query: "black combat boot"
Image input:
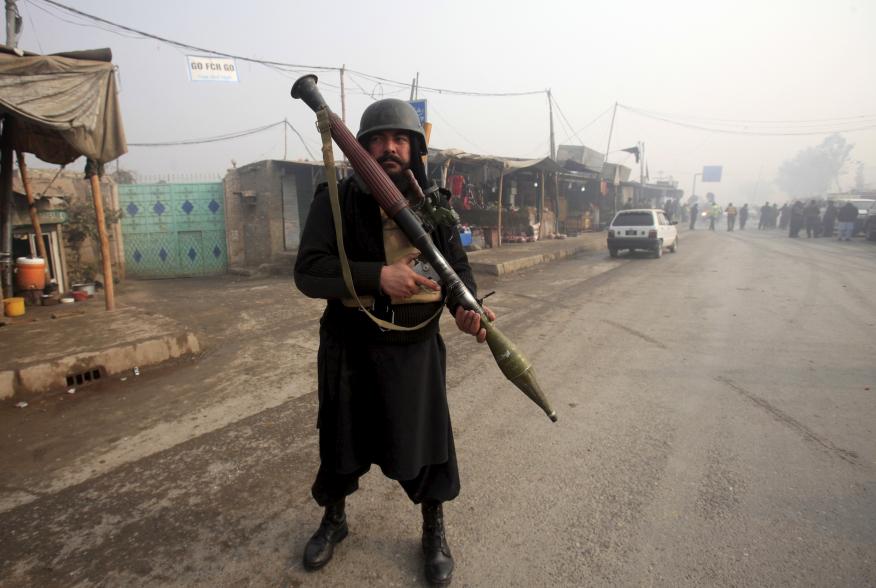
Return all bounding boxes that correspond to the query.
[422,501,454,585]
[303,499,348,571]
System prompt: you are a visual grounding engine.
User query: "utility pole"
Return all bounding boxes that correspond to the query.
[603,102,618,217]
[639,141,645,205]
[691,172,701,203]
[283,118,287,159]
[5,0,20,48]
[547,89,555,160]
[339,64,347,123]
[339,65,347,170]
[1,0,18,305]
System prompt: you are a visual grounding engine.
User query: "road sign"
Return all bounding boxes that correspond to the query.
[408,99,427,126]
[702,165,723,182]
[187,56,239,82]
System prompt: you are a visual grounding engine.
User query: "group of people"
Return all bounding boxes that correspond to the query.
[758,202,784,230]
[687,202,749,231]
[786,199,860,240]
[687,199,861,240]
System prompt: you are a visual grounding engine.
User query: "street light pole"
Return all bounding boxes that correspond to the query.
[691,172,701,203]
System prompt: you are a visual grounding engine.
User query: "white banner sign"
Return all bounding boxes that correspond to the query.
[187,56,239,82]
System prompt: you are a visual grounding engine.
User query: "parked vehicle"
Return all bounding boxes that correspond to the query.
[607,209,678,258]
[864,202,876,241]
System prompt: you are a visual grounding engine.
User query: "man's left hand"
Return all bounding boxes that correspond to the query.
[454,306,496,344]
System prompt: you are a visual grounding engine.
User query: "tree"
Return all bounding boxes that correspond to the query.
[776,134,853,198]
[110,168,136,184]
[64,200,123,283]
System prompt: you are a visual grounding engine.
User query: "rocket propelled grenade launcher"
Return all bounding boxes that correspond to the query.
[291,74,557,423]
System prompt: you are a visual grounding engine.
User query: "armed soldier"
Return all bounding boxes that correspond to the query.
[294,98,495,586]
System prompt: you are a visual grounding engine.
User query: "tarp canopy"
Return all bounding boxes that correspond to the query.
[0,48,127,165]
[429,148,564,174]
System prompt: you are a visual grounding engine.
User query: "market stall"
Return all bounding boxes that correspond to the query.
[0,46,127,314]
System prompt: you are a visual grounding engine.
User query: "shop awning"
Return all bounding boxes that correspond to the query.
[0,47,127,165]
[429,148,565,174]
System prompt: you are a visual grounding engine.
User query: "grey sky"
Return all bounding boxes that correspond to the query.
[17,0,876,202]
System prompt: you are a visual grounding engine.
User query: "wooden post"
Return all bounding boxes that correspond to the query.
[88,165,115,310]
[1,122,13,301]
[16,152,49,266]
[496,167,504,248]
[109,181,125,281]
[441,160,451,189]
[536,169,545,239]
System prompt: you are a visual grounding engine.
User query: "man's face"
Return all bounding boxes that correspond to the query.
[367,130,411,177]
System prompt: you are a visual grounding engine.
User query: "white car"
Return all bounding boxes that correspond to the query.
[607,209,679,258]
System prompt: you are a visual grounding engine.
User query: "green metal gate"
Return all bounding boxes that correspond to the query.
[118,183,227,278]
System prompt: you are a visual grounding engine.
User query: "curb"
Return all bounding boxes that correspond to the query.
[1,331,201,400]
[469,240,604,276]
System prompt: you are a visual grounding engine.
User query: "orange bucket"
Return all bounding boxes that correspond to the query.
[3,297,25,317]
[15,257,46,291]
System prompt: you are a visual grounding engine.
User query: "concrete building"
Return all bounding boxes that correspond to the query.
[222,160,344,272]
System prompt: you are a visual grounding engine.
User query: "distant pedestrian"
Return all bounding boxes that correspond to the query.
[725,203,738,231]
[708,204,720,231]
[821,201,837,238]
[739,204,749,230]
[770,204,779,228]
[789,201,804,238]
[758,201,771,230]
[804,200,821,238]
[689,203,699,230]
[837,201,859,241]
[778,203,790,230]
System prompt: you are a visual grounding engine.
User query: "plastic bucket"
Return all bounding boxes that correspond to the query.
[72,283,96,297]
[15,257,46,291]
[3,297,25,317]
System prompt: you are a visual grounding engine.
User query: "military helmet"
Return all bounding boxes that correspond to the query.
[357,99,427,156]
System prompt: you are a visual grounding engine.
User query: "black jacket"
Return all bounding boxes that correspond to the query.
[294,176,477,344]
[837,203,859,223]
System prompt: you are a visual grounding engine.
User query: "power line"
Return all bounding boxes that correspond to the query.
[428,105,487,153]
[30,0,336,71]
[29,0,545,98]
[129,119,317,158]
[284,120,317,160]
[620,105,876,136]
[550,93,588,145]
[528,103,614,155]
[129,121,275,146]
[621,105,876,126]
[345,68,544,97]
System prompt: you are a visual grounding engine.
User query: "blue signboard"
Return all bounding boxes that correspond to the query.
[702,165,723,182]
[408,99,428,126]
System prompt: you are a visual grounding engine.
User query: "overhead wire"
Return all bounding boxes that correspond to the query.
[19,1,45,54]
[30,0,336,70]
[129,121,285,147]
[621,105,876,126]
[620,104,876,136]
[550,93,588,145]
[428,105,487,154]
[29,0,545,98]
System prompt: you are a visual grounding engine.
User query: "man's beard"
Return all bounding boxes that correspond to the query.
[378,153,410,185]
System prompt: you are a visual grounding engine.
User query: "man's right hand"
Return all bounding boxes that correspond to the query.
[379,252,440,299]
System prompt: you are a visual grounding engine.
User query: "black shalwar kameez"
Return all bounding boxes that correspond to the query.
[294,176,476,506]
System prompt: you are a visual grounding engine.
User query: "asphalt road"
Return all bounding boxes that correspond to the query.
[1,228,875,586]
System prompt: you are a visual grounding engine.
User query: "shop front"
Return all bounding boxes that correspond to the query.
[428,149,565,247]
